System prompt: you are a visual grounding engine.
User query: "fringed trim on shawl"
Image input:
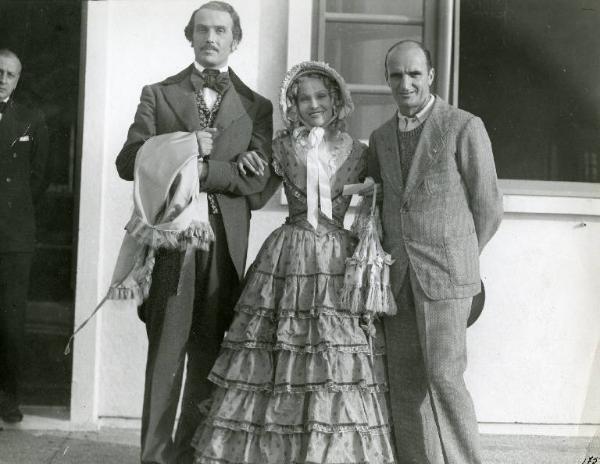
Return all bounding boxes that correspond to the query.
[107,245,156,303]
[126,215,215,251]
[106,284,147,302]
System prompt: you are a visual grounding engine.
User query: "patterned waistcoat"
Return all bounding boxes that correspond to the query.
[195,90,223,214]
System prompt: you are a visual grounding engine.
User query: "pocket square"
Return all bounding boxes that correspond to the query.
[19,135,30,141]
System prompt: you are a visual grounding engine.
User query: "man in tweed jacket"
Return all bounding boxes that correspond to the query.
[115,3,272,463]
[368,40,503,463]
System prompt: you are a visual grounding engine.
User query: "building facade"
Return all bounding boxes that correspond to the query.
[65,0,600,438]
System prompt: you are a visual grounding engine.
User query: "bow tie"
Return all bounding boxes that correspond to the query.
[0,101,7,114]
[192,68,230,94]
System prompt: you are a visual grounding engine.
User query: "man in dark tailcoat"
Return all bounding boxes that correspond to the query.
[0,48,49,424]
[115,2,273,463]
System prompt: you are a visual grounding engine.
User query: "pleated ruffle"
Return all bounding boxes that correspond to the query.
[210,343,387,394]
[223,311,381,353]
[193,220,395,463]
[194,427,395,464]
[201,388,391,434]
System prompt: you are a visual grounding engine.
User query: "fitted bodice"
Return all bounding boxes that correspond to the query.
[271,131,367,228]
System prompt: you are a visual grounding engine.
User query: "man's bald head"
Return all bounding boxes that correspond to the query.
[0,49,21,73]
[384,40,432,78]
[0,49,22,100]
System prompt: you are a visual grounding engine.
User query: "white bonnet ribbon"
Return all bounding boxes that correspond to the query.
[306,127,333,229]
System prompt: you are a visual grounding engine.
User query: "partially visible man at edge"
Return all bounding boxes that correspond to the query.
[0,48,49,425]
[115,3,273,463]
[367,40,503,464]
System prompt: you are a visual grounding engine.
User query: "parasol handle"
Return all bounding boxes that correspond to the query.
[370,183,377,217]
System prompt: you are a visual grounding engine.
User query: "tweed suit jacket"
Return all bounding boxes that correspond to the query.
[0,99,49,253]
[368,97,503,300]
[116,65,273,277]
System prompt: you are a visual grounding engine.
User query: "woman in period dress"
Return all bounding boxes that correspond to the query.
[192,61,396,464]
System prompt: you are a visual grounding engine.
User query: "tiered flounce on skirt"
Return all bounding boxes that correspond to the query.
[192,219,396,464]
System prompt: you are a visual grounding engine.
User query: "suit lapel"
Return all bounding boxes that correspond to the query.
[0,102,28,151]
[161,71,202,132]
[377,116,404,196]
[212,83,246,136]
[401,98,449,206]
[161,67,250,160]
[211,69,253,161]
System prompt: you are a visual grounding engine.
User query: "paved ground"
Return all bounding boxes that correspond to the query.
[0,426,597,463]
[0,427,139,464]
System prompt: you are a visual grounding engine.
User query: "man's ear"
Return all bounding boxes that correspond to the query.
[231,40,239,53]
[428,67,435,85]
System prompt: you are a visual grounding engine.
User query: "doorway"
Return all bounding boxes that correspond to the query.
[0,0,82,408]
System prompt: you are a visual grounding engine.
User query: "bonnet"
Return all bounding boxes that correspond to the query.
[279,61,354,131]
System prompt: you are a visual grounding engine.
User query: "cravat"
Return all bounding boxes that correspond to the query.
[192,68,231,94]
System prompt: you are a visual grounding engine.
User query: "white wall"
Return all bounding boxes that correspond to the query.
[75,1,600,436]
[471,204,600,435]
[75,0,289,422]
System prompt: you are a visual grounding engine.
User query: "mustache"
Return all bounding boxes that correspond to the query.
[200,45,219,52]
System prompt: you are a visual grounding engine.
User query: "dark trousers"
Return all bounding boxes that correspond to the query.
[0,252,32,405]
[385,269,482,464]
[139,216,240,464]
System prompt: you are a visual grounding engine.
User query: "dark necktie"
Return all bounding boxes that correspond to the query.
[0,101,7,114]
[193,68,230,94]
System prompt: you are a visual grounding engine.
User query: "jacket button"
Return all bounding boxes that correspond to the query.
[5,177,11,183]
[12,153,17,158]
[7,201,11,208]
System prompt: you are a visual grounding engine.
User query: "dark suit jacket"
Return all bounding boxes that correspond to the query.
[0,99,49,253]
[368,97,503,300]
[115,66,273,277]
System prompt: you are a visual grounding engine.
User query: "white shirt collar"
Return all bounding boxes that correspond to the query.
[194,61,229,74]
[397,94,435,130]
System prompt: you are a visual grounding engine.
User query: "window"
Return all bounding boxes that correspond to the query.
[313,0,600,189]
[315,0,430,140]
[459,0,600,184]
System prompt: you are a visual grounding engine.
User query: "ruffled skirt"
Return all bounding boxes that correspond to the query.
[192,220,395,464]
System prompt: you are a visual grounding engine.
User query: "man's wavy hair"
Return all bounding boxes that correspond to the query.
[184,1,243,44]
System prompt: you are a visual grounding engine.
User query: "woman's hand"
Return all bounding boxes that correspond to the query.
[342,177,377,196]
[237,150,268,176]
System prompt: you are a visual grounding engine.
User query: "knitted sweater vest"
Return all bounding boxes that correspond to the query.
[397,124,425,186]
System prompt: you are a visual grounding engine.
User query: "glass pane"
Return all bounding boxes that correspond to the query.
[326,0,423,17]
[460,0,600,182]
[325,22,421,86]
[346,93,397,141]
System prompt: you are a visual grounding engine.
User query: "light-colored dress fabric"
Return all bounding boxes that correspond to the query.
[192,131,396,464]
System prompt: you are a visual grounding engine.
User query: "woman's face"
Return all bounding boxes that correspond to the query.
[296,77,334,128]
